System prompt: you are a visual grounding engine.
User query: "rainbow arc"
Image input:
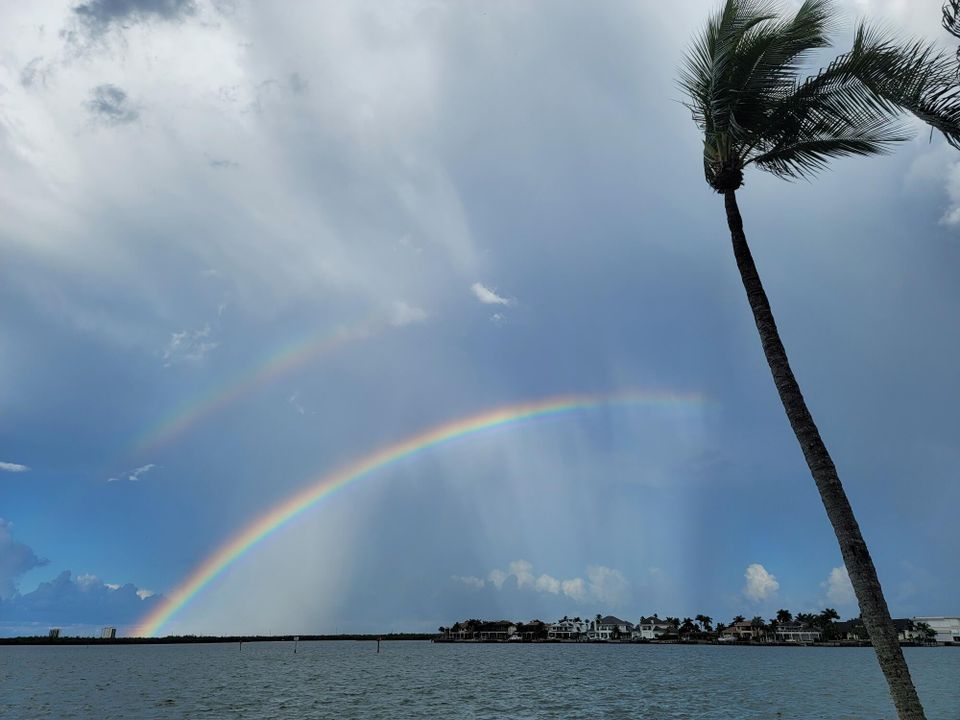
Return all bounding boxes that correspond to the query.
[133,390,705,637]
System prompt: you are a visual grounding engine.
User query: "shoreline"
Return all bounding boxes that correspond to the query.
[0,633,432,646]
[0,635,952,647]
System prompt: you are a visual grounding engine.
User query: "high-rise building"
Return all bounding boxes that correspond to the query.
[48,628,60,639]
[100,627,117,639]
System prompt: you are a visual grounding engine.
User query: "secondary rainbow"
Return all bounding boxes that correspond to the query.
[133,390,704,637]
[133,320,378,455]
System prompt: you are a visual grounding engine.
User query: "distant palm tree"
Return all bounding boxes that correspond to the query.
[696,614,714,632]
[732,615,746,624]
[818,608,841,640]
[914,622,936,643]
[750,616,765,640]
[820,608,840,624]
[681,2,960,717]
[796,612,816,627]
[776,609,793,624]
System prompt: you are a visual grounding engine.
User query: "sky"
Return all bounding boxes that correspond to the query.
[0,0,958,637]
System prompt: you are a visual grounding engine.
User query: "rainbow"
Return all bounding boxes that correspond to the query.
[132,390,704,637]
[133,320,378,455]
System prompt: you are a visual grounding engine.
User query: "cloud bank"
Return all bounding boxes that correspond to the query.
[0,520,48,598]
[456,559,631,607]
[0,570,162,628]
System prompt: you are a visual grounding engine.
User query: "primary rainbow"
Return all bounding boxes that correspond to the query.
[132,390,704,637]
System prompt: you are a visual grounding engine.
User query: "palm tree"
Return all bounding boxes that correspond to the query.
[680,2,960,717]
[732,615,746,624]
[796,612,816,627]
[819,608,840,624]
[818,607,841,640]
[751,616,765,641]
[768,618,780,639]
[776,609,793,624]
[913,622,936,644]
[695,614,714,632]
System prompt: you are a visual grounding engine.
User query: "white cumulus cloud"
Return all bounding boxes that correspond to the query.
[470,282,511,306]
[0,462,30,473]
[822,565,856,606]
[477,560,630,606]
[388,300,428,327]
[107,463,157,483]
[743,563,780,602]
[487,568,508,589]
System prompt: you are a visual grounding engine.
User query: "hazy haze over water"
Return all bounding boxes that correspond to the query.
[2,642,958,719]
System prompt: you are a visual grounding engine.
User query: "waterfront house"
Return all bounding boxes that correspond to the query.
[515,620,549,641]
[892,619,919,642]
[548,617,589,640]
[477,621,516,641]
[633,616,676,640]
[775,621,821,643]
[720,620,761,641]
[912,616,960,644]
[447,619,484,640]
[588,616,634,641]
[833,620,867,641]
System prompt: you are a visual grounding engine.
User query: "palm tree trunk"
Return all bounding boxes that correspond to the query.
[723,189,926,720]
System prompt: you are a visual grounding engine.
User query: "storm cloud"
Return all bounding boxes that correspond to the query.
[72,0,197,36]
[86,84,139,124]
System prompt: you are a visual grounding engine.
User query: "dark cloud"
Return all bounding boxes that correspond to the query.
[207,156,239,170]
[72,0,196,35]
[19,57,49,89]
[86,84,139,125]
[0,520,48,599]
[0,571,161,626]
[288,72,308,95]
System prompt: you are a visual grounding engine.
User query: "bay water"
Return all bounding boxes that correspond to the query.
[2,641,958,719]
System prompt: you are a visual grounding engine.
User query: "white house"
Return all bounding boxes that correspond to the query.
[913,617,960,645]
[633,616,676,640]
[588,615,634,641]
[548,617,589,640]
[775,621,820,643]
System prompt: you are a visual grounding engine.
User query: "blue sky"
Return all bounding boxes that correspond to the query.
[1,0,958,636]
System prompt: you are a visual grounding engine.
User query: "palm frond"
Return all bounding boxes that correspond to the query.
[680,0,960,190]
[944,0,960,40]
[844,24,960,149]
[751,116,908,179]
[679,0,780,134]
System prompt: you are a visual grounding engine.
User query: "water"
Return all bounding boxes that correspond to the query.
[1,641,957,719]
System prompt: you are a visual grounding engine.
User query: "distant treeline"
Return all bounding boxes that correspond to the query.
[0,633,436,645]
